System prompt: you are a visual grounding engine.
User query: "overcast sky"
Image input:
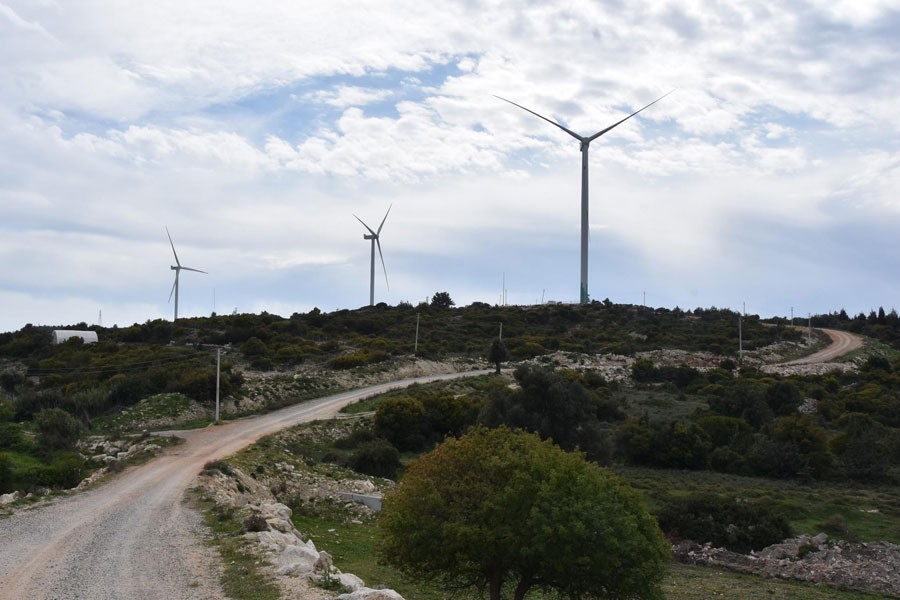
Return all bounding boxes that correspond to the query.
[2,0,899,333]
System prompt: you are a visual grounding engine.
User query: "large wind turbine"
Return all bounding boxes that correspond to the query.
[166,227,207,321]
[496,90,672,304]
[354,205,391,306]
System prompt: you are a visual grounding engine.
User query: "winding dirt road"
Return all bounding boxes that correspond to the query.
[783,328,864,365]
[0,370,488,600]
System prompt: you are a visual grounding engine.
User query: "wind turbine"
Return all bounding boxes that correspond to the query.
[166,227,207,321]
[496,90,673,304]
[354,205,391,306]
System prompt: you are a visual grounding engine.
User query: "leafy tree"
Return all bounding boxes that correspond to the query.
[430,291,455,309]
[378,427,669,600]
[374,396,428,451]
[487,338,509,374]
[34,408,83,451]
[831,413,892,480]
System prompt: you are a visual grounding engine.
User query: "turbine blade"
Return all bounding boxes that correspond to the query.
[168,278,176,303]
[586,89,675,143]
[354,214,377,237]
[181,266,208,274]
[166,226,181,267]
[376,204,392,235]
[495,95,585,142]
[376,238,389,291]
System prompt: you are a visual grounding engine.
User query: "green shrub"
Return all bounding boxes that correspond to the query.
[657,493,792,553]
[374,397,427,451]
[631,357,659,382]
[350,439,401,479]
[334,427,379,450]
[0,422,30,452]
[29,451,86,489]
[0,452,12,493]
[34,408,82,451]
[329,349,390,370]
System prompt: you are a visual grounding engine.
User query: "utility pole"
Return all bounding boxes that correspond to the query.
[215,347,221,423]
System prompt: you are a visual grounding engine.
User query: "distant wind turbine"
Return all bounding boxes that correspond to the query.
[166,227,207,321]
[496,90,673,304]
[354,205,391,306]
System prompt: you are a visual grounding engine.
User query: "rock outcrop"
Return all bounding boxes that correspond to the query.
[673,533,900,597]
[199,464,406,598]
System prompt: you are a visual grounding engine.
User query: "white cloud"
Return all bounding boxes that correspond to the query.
[2,0,900,332]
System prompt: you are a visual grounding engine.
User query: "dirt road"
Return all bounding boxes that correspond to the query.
[784,328,864,365]
[0,371,488,600]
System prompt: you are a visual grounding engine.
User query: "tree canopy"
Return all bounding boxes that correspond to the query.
[479,365,610,460]
[377,427,669,600]
[487,338,509,374]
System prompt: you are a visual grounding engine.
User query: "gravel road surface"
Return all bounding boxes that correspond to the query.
[0,371,488,600]
[784,328,863,365]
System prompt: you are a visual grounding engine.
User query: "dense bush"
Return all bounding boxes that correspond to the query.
[27,451,87,489]
[329,349,390,369]
[0,422,30,453]
[657,493,792,553]
[617,417,710,469]
[350,439,401,479]
[374,397,428,452]
[34,408,82,451]
[479,365,610,461]
[0,453,12,493]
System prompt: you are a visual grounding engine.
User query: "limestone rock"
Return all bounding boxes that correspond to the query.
[314,551,333,573]
[337,572,365,591]
[275,541,320,576]
[337,587,405,600]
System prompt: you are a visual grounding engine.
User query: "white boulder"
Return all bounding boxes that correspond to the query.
[337,588,405,600]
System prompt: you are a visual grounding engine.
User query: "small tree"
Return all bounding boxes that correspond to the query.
[430,291,455,309]
[34,408,83,451]
[487,339,509,374]
[378,427,669,600]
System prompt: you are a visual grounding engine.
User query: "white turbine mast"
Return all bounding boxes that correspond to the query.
[496,90,673,304]
[166,227,208,321]
[354,205,391,307]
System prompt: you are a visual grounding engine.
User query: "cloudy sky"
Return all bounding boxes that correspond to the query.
[2,0,899,333]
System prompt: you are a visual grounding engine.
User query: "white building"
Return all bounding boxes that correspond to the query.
[51,330,99,345]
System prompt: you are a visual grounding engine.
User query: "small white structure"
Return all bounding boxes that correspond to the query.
[52,330,98,345]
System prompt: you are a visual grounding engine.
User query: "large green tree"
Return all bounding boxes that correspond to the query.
[377,427,669,600]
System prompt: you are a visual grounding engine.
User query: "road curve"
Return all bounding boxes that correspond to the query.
[784,328,864,365]
[0,370,490,600]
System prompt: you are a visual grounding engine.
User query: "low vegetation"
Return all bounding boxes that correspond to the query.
[3,299,900,596]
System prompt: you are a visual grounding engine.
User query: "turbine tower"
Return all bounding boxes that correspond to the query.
[354,205,391,306]
[166,227,207,321]
[496,91,672,304]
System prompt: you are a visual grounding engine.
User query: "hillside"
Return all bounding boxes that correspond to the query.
[3,301,900,598]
